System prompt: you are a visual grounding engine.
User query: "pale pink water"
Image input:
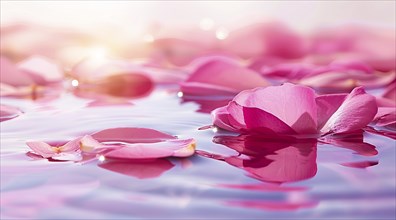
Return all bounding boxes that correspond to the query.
[1,86,395,219]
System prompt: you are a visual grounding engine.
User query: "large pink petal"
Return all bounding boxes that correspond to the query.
[316,93,347,130]
[181,58,268,96]
[91,127,176,143]
[320,87,377,134]
[234,83,317,134]
[26,141,56,158]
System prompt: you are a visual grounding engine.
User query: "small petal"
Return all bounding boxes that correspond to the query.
[321,87,378,134]
[102,138,196,159]
[26,141,56,158]
[180,58,268,96]
[212,106,239,132]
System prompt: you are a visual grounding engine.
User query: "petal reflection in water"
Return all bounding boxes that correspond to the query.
[340,161,379,169]
[207,135,318,184]
[320,131,379,156]
[98,158,174,179]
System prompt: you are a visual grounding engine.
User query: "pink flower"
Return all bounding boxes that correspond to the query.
[26,127,196,161]
[180,57,268,97]
[212,83,377,136]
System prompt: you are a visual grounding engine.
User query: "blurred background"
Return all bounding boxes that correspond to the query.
[2,1,395,31]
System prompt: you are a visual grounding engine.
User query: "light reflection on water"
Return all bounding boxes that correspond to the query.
[0,88,395,219]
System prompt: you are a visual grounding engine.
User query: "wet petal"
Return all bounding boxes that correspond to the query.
[321,87,377,134]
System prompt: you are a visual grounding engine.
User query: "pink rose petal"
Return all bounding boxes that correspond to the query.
[81,135,195,159]
[222,22,307,59]
[211,106,239,132]
[91,127,176,143]
[315,93,347,130]
[180,58,268,96]
[26,141,57,158]
[234,83,317,134]
[320,87,377,134]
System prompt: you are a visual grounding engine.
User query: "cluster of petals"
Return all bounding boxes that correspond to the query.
[212,83,378,136]
[26,127,196,161]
